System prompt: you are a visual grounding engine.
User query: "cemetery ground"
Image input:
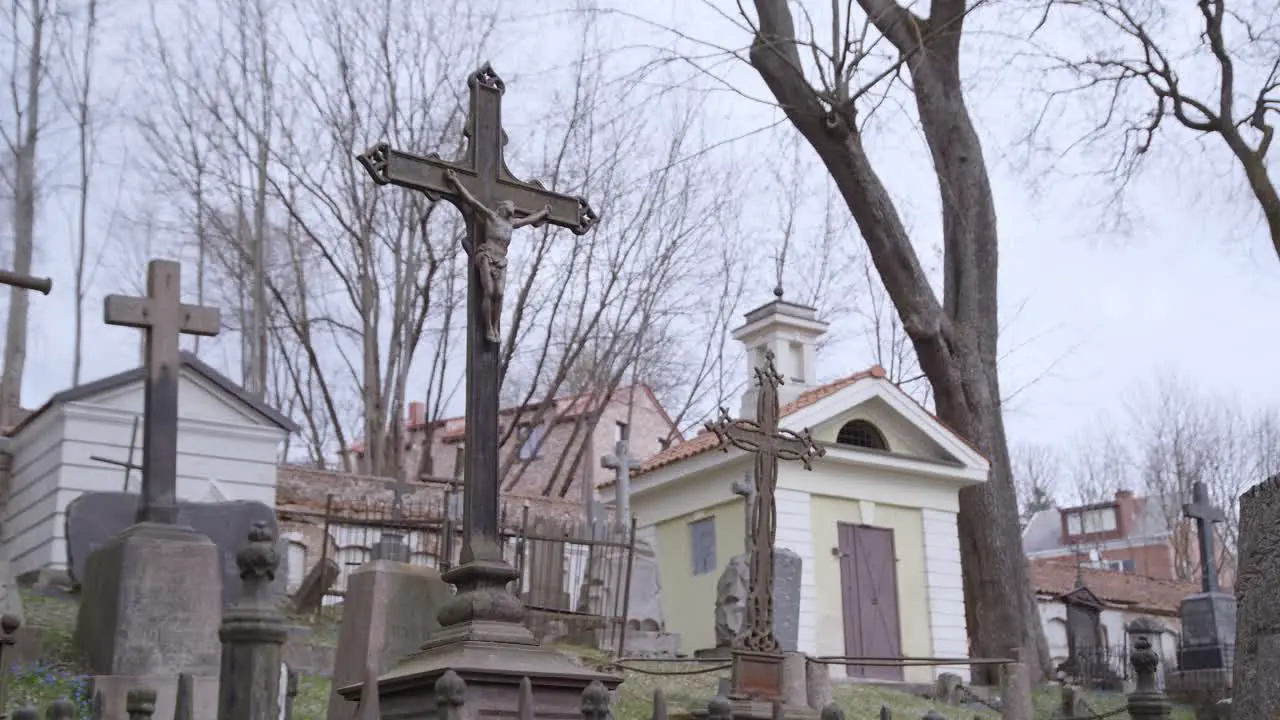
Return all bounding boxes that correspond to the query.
[6,588,1195,720]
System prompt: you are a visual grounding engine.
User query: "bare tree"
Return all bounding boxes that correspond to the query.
[0,0,54,425]
[55,0,101,385]
[1026,0,1280,260]
[1012,442,1061,528]
[736,0,1049,686]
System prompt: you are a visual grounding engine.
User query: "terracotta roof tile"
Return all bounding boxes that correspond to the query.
[622,367,887,481]
[1029,559,1201,616]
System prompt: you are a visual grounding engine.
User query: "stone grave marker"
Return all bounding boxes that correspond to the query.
[66,492,289,607]
[705,549,802,654]
[1232,474,1280,719]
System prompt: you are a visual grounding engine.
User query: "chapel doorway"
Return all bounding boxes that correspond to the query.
[837,522,903,680]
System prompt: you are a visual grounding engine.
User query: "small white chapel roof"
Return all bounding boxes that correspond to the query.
[6,351,299,437]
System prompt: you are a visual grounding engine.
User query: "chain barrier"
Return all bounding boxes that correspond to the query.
[602,661,731,676]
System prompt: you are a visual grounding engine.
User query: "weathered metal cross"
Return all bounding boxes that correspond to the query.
[89,416,142,492]
[705,349,824,656]
[601,424,642,526]
[357,64,597,570]
[104,260,221,524]
[1182,481,1226,593]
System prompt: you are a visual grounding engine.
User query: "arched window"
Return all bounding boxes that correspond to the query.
[836,419,889,451]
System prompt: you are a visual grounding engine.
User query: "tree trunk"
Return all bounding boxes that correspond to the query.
[1,0,46,426]
[747,0,1051,686]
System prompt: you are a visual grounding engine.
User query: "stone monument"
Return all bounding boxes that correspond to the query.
[694,349,825,720]
[339,63,621,718]
[75,259,223,718]
[1175,482,1236,672]
[325,558,452,720]
[1231,475,1280,719]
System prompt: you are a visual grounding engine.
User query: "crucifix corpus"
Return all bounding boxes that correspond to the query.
[355,63,598,640]
[1182,481,1226,594]
[705,348,824,702]
[104,259,221,525]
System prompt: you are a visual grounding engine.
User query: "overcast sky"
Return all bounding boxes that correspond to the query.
[9,0,1278,463]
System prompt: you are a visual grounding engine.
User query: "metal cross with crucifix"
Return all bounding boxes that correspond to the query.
[601,423,642,527]
[104,260,221,525]
[1182,481,1226,593]
[357,64,597,581]
[705,349,824,659]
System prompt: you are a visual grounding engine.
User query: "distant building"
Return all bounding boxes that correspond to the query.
[1022,490,1235,586]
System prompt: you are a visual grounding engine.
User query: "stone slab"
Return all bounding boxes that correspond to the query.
[65,492,288,607]
[1178,592,1236,670]
[89,672,218,720]
[781,652,807,708]
[325,560,453,720]
[1231,475,1280,719]
[74,523,222,677]
[712,549,803,652]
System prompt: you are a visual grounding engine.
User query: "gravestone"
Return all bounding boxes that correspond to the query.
[292,558,341,614]
[326,560,453,720]
[74,523,222,677]
[705,548,803,654]
[1231,475,1280,719]
[525,516,569,611]
[1177,482,1236,673]
[66,492,289,607]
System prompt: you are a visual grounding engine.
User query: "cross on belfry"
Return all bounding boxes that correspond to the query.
[705,348,824,659]
[357,64,597,584]
[1182,481,1226,593]
[104,260,221,525]
[601,424,642,527]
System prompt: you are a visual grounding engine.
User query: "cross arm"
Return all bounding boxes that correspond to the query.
[601,454,643,471]
[357,144,599,235]
[103,296,222,336]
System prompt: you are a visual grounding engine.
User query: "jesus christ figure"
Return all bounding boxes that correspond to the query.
[445,169,551,344]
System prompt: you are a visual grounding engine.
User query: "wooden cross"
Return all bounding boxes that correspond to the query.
[104,260,220,524]
[705,349,824,657]
[357,63,597,569]
[601,424,642,525]
[1182,481,1226,593]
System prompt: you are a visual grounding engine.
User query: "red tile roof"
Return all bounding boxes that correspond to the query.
[1030,559,1201,616]
[612,366,890,483]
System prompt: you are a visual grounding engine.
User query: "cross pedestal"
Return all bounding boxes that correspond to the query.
[337,63,619,717]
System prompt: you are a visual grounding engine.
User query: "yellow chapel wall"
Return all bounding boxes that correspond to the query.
[809,495,934,684]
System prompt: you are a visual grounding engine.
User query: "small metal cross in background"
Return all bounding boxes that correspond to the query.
[104,259,221,525]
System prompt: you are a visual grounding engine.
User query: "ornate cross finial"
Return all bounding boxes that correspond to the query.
[1126,636,1173,720]
[581,681,612,720]
[236,520,279,585]
[436,669,467,720]
[126,688,157,720]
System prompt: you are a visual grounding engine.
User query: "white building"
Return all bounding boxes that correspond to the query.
[3,352,296,580]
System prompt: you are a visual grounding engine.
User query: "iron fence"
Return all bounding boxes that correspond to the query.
[313,493,638,655]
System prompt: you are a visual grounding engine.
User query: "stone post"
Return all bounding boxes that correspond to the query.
[1126,636,1172,720]
[217,521,288,720]
[127,688,156,720]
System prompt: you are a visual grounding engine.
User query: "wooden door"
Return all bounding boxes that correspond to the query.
[837,523,903,680]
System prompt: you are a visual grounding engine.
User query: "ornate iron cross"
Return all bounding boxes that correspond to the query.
[705,349,824,653]
[356,63,598,573]
[1182,481,1226,593]
[104,260,221,525]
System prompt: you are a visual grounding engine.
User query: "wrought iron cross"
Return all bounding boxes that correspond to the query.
[601,423,642,525]
[705,349,824,653]
[1182,481,1225,593]
[104,260,221,525]
[357,63,597,568]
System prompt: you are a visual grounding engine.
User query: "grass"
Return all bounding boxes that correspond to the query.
[7,588,1198,720]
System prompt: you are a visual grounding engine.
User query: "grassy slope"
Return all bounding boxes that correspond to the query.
[10,589,1194,720]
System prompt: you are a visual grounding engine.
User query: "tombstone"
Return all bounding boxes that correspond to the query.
[704,548,804,654]
[524,516,569,611]
[325,559,453,720]
[1177,481,1236,673]
[292,558,341,614]
[1231,475,1280,719]
[74,522,222,678]
[1059,584,1119,688]
[66,492,289,607]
